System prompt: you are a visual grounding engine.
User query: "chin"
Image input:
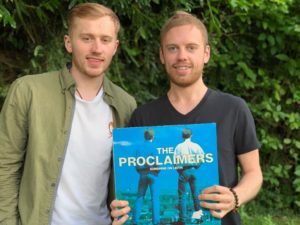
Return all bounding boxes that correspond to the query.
[85,68,104,77]
[170,74,202,87]
[170,77,196,87]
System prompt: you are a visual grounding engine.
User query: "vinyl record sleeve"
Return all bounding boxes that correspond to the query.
[113,123,220,225]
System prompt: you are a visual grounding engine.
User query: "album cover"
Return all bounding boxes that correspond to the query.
[113,123,220,225]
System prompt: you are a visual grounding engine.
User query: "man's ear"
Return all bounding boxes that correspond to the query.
[159,48,165,65]
[112,39,119,56]
[64,35,72,53]
[204,45,210,64]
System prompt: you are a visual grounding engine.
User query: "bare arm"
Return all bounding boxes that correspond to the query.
[199,149,263,218]
[235,149,263,205]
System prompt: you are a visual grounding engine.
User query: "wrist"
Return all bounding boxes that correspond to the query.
[229,188,239,211]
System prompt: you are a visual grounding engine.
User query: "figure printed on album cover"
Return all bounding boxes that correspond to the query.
[173,128,205,225]
[133,128,161,225]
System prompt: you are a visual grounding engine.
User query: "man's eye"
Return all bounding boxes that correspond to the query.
[187,46,197,52]
[102,38,112,44]
[82,37,91,41]
[188,44,200,52]
[167,46,177,52]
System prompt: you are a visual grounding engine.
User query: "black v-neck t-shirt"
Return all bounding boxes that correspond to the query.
[128,88,260,225]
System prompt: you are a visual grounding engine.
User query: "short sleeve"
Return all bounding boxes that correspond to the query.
[234,99,260,155]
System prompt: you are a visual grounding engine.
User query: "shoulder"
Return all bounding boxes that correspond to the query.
[3,71,61,111]
[131,96,166,117]
[209,88,245,105]
[103,78,137,126]
[193,142,203,151]
[134,96,167,114]
[13,70,60,89]
[103,77,136,107]
[208,88,249,111]
[8,70,60,94]
[128,96,167,127]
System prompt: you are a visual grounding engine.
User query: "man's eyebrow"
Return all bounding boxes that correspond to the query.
[165,43,178,47]
[101,35,113,39]
[79,33,93,36]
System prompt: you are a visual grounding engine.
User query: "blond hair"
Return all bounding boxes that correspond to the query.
[160,11,208,46]
[67,3,120,34]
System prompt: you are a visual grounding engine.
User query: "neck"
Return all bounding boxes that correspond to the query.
[168,79,207,115]
[76,85,102,101]
[70,68,104,101]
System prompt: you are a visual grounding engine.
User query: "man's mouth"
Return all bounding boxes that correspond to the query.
[173,64,192,70]
[86,57,104,66]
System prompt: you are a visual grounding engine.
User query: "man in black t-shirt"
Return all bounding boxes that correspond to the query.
[111,11,263,225]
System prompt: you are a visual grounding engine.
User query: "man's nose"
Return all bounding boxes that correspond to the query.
[91,39,103,53]
[177,48,188,61]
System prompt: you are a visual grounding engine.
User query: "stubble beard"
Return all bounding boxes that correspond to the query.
[168,71,203,88]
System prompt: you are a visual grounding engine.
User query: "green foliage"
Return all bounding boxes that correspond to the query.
[241,205,300,225]
[0,4,16,28]
[202,0,300,211]
[0,0,299,215]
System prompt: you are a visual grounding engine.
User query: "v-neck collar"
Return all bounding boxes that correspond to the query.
[165,88,212,118]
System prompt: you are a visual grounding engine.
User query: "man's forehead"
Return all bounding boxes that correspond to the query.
[71,16,118,35]
[164,25,203,40]
[72,16,114,26]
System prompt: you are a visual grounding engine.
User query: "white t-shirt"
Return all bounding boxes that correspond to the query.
[51,89,113,225]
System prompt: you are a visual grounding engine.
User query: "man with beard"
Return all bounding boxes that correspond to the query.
[110,11,262,225]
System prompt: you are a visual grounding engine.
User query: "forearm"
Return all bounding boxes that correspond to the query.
[0,162,22,223]
[233,169,263,206]
[0,140,23,222]
[199,150,262,218]
[235,149,263,207]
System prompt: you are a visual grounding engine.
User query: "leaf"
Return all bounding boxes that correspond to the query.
[0,5,16,28]
[237,62,256,81]
[295,166,300,176]
[275,54,290,61]
[267,35,275,46]
[34,45,44,57]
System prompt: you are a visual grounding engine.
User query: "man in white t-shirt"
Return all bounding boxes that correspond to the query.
[0,3,136,225]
